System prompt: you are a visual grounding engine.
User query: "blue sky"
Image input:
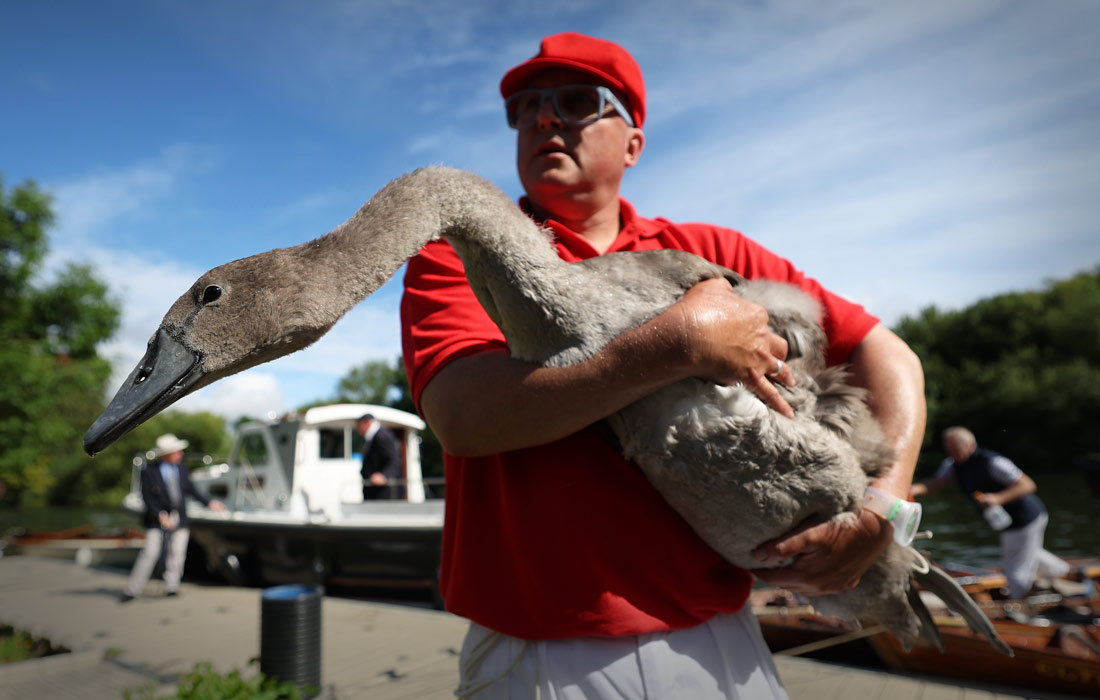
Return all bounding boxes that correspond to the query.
[4,0,1099,423]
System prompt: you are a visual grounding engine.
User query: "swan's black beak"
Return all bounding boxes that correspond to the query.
[83,329,206,456]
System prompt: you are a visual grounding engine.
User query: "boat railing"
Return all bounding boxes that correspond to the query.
[337,476,446,504]
[228,454,269,511]
[338,498,446,520]
[369,477,446,486]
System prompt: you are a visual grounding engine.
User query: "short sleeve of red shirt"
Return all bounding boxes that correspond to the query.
[400,238,510,405]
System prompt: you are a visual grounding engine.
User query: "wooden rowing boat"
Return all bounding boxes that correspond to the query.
[752,559,1100,696]
[873,559,1100,696]
[1,524,145,567]
[750,587,880,664]
[868,607,1100,697]
[942,558,1100,599]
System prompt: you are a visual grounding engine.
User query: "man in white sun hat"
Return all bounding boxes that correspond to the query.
[121,433,224,602]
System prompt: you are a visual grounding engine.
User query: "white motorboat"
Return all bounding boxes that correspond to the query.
[122,404,444,603]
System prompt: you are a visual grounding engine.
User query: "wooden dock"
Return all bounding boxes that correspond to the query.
[0,556,1085,699]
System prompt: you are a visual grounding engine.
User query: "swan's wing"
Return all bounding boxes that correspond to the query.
[905,580,945,651]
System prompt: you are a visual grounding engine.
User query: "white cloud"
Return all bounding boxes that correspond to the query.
[621,0,1100,325]
[48,144,218,248]
[174,371,289,423]
[52,167,173,244]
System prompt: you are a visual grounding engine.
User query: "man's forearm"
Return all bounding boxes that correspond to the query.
[420,323,694,456]
[994,475,1037,505]
[848,324,927,499]
[909,479,942,497]
[420,278,798,456]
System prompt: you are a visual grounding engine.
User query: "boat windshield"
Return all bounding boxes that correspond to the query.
[235,432,270,466]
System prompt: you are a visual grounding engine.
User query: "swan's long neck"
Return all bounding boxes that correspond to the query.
[86,166,582,455]
[299,166,579,359]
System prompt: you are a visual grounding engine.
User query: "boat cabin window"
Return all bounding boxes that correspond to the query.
[319,427,346,459]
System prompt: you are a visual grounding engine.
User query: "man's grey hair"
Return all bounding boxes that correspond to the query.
[943,426,976,446]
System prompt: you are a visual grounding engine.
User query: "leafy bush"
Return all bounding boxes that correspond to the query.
[125,660,314,700]
[0,629,36,664]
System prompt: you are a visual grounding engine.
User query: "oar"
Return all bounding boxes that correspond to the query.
[773,624,887,657]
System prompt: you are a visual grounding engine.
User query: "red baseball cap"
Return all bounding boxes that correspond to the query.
[500,32,646,128]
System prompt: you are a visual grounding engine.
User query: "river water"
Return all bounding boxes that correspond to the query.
[2,471,1096,573]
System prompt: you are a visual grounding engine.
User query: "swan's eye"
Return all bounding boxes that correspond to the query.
[199,285,223,305]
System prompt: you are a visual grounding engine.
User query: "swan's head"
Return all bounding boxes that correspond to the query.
[84,247,333,455]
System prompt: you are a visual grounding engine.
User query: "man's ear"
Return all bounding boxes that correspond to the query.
[624,128,645,168]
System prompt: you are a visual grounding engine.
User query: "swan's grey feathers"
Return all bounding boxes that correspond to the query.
[735,278,826,365]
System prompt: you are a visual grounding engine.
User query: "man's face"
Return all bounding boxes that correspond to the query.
[514,69,643,218]
[163,449,184,464]
[357,419,373,435]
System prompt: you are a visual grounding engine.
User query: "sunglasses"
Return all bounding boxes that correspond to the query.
[505,84,635,130]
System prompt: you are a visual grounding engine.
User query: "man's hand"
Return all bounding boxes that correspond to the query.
[369,472,388,486]
[664,278,795,417]
[157,511,178,531]
[749,324,925,596]
[748,510,893,595]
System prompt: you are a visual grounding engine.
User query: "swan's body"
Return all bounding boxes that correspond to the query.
[85,166,1008,654]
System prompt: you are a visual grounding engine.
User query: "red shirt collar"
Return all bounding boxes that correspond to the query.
[518,197,662,261]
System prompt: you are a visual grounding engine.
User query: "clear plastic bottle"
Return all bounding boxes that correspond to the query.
[973,491,1012,530]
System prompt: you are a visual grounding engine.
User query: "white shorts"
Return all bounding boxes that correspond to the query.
[456,605,789,700]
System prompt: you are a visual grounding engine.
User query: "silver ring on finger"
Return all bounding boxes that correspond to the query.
[769,358,783,377]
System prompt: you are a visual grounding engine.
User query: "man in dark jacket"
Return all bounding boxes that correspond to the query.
[358,414,403,500]
[121,434,224,601]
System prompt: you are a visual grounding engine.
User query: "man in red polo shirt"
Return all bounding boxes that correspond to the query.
[401,32,925,699]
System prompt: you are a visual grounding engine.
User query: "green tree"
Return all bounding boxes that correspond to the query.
[0,176,123,505]
[1,177,52,337]
[335,361,404,405]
